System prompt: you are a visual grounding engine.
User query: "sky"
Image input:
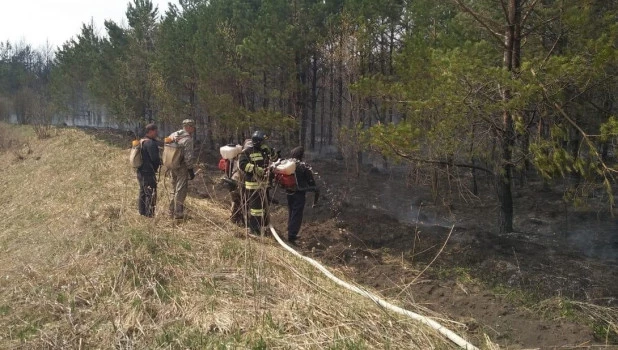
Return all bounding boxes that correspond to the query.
[0,0,180,50]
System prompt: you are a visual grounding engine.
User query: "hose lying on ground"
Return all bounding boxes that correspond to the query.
[268,224,479,350]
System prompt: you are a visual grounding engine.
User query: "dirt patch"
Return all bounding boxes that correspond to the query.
[287,206,608,348]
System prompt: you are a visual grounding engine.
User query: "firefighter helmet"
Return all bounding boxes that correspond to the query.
[251,130,268,145]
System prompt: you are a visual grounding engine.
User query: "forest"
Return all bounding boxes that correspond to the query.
[0,0,617,233]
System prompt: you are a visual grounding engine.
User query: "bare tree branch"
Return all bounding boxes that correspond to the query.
[375,138,495,174]
[541,32,563,66]
[521,0,541,26]
[522,15,560,38]
[586,99,613,115]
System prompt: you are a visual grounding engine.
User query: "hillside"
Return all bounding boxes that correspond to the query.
[0,124,464,349]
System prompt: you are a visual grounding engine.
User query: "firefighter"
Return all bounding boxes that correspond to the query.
[167,119,196,219]
[238,130,277,235]
[285,146,319,244]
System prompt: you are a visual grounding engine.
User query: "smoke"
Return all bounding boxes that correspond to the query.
[565,220,618,262]
[371,180,453,229]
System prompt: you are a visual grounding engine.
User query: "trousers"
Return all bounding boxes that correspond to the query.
[230,187,244,223]
[287,191,306,240]
[137,172,157,217]
[246,187,267,233]
[169,167,188,216]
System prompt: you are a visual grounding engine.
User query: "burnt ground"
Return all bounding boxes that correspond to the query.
[191,149,618,349]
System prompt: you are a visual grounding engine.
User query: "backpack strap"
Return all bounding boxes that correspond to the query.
[139,138,149,158]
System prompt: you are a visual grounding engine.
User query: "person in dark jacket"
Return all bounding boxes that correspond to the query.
[137,123,161,217]
[238,130,277,235]
[286,146,319,244]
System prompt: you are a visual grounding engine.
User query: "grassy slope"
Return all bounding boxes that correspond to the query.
[0,125,457,349]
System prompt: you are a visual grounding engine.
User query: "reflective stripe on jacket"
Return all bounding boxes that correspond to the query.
[238,143,274,188]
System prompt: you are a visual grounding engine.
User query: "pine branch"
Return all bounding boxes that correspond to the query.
[451,0,507,47]
[531,68,617,180]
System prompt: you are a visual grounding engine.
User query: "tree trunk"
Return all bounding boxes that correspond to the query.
[320,75,325,153]
[470,124,479,196]
[498,0,522,233]
[310,55,318,150]
[328,61,334,145]
[498,112,515,233]
[337,67,343,135]
[262,70,269,110]
[337,35,344,137]
[519,130,530,187]
[296,53,308,148]
[206,114,215,150]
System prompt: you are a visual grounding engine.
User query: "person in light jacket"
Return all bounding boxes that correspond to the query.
[167,119,196,219]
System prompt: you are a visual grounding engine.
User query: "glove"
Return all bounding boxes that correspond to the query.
[254,166,265,178]
[188,168,195,180]
[312,192,320,208]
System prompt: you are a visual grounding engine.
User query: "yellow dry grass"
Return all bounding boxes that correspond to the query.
[0,124,458,349]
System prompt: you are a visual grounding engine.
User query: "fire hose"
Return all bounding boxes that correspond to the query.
[268,224,479,350]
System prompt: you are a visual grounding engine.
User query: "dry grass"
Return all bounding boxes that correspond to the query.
[572,301,618,345]
[0,125,459,349]
[0,122,27,151]
[533,297,618,346]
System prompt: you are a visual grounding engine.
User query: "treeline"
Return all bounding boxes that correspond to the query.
[0,0,617,232]
[0,41,54,124]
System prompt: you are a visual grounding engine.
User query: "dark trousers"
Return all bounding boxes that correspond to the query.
[137,172,157,217]
[230,188,244,224]
[247,188,267,233]
[287,191,306,240]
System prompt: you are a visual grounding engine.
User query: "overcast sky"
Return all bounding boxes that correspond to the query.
[0,0,179,49]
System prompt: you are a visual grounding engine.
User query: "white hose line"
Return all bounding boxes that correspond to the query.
[268,224,479,350]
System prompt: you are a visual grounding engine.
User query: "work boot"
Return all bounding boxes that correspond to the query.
[170,204,185,219]
[288,237,300,246]
[168,201,175,217]
[248,228,261,237]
